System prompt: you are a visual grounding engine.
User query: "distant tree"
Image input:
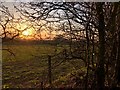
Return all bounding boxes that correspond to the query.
[53,34,67,42]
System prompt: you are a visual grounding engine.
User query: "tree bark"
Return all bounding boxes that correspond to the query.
[96,3,105,90]
[115,7,120,85]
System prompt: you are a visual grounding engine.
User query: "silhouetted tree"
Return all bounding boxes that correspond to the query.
[15,1,120,89]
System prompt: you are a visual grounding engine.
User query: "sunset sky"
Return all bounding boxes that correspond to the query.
[0,2,62,40]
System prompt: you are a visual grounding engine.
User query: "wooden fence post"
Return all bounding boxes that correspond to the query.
[48,55,52,88]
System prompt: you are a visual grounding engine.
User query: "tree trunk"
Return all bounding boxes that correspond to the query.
[96,3,105,90]
[115,10,120,85]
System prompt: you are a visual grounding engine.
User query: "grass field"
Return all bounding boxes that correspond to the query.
[2,44,86,88]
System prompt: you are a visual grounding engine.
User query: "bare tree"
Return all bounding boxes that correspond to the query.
[14,1,120,89]
[0,3,19,42]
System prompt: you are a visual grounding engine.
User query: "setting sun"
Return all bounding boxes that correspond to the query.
[19,28,35,40]
[22,30,30,36]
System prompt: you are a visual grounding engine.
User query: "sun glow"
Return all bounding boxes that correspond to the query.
[19,28,35,40]
[22,30,31,36]
[16,21,59,40]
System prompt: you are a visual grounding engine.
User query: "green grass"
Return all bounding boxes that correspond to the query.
[2,44,85,88]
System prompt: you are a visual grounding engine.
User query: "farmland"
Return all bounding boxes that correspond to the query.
[2,43,86,88]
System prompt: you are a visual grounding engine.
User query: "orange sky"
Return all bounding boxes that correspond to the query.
[1,2,63,40]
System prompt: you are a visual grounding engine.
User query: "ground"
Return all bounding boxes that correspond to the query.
[2,44,86,88]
